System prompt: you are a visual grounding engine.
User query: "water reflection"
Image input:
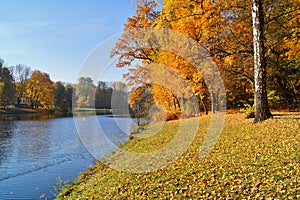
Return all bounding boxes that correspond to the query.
[0,118,55,180]
[0,113,72,122]
[0,120,14,169]
[0,114,131,199]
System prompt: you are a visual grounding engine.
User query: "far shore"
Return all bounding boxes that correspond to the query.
[0,107,113,117]
[0,107,49,115]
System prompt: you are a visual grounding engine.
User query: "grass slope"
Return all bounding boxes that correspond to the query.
[0,107,37,115]
[57,113,300,199]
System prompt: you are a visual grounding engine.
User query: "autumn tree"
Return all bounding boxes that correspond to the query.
[264,0,300,108]
[111,1,190,119]
[216,0,299,112]
[26,70,54,109]
[110,1,160,69]
[129,83,154,124]
[113,0,299,120]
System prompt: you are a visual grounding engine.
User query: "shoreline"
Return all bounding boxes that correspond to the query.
[0,107,114,117]
[0,107,43,115]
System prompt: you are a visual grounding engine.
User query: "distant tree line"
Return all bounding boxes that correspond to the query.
[0,58,16,109]
[0,58,121,112]
[74,77,128,111]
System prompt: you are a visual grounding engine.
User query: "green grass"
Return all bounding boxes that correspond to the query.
[56,113,300,199]
[73,108,112,115]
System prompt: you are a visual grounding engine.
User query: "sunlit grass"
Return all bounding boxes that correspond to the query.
[0,107,36,114]
[72,108,112,115]
[57,112,300,199]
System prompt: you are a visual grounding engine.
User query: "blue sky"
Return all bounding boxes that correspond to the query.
[0,0,137,83]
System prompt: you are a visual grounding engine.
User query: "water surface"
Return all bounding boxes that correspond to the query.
[0,115,132,199]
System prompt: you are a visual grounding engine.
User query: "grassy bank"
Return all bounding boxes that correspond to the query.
[73,108,112,115]
[57,113,300,199]
[0,107,37,115]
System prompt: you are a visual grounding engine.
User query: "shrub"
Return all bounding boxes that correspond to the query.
[242,104,255,119]
[268,90,280,108]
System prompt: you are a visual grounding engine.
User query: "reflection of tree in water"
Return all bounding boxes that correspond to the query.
[13,121,52,160]
[13,114,54,121]
[0,119,15,168]
[0,116,54,180]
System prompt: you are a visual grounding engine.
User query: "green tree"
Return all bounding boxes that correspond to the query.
[54,81,66,110]
[54,82,74,112]
[0,58,4,69]
[64,84,74,112]
[0,67,16,109]
[75,77,96,108]
[111,82,129,114]
[95,81,113,109]
[10,64,31,105]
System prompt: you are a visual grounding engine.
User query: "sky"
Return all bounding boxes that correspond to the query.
[0,0,137,83]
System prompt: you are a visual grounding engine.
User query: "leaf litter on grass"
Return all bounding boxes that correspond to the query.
[57,113,300,199]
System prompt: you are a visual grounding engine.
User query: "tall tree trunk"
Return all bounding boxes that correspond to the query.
[252,0,272,123]
[211,91,216,113]
[199,95,208,115]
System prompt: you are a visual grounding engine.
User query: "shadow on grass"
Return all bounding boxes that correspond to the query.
[272,111,300,119]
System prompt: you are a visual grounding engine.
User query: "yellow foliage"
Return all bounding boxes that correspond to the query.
[26,70,54,109]
[112,0,299,113]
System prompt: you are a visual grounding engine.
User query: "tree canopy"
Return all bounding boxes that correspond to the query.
[0,67,16,109]
[26,70,54,109]
[111,0,300,121]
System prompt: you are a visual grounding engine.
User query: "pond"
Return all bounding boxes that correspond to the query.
[0,114,134,199]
